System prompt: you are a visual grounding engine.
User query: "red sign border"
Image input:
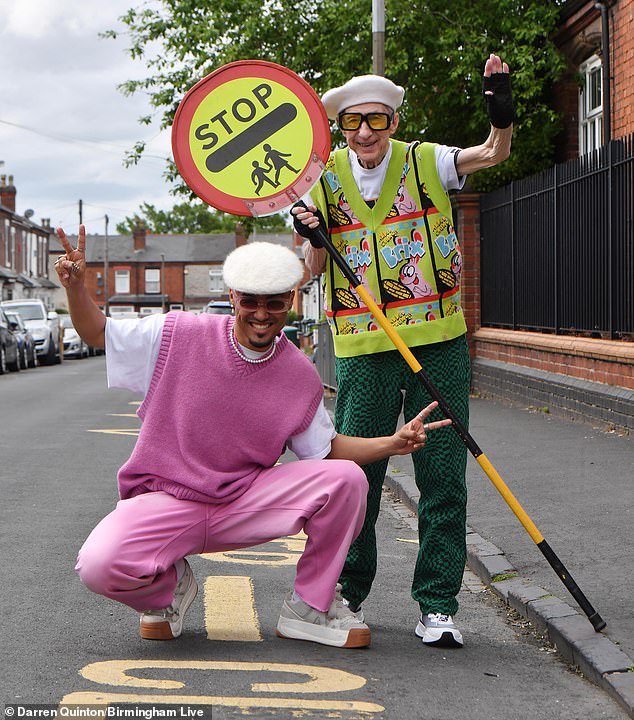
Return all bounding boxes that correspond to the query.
[171,60,331,216]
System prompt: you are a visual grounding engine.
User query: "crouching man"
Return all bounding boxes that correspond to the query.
[54,228,450,648]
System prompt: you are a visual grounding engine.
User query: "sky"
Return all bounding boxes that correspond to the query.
[0,0,174,234]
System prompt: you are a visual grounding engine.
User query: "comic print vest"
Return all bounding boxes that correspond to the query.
[313,140,468,358]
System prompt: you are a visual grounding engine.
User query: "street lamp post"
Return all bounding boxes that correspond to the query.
[161,253,166,313]
[104,215,109,316]
[372,0,385,77]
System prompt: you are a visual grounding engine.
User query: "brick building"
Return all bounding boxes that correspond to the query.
[553,0,634,161]
[0,175,58,307]
[460,0,634,431]
[49,221,298,316]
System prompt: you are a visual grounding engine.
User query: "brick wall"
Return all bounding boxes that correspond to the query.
[452,192,480,353]
[611,0,634,138]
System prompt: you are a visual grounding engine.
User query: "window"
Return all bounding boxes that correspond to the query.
[145,268,161,294]
[579,56,603,155]
[208,266,224,294]
[115,269,130,294]
[139,307,162,316]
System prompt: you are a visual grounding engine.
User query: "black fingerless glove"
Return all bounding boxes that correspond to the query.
[483,72,514,129]
[292,202,328,249]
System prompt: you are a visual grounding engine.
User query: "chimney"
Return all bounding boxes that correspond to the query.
[0,175,16,212]
[234,222,247,247]
[133,219,147,251]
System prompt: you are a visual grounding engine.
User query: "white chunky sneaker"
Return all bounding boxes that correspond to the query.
[276,591,371,648]
[415,613,464,648]
[139,560,198,640]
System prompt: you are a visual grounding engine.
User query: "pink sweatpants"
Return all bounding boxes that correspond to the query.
[76,459,367,613]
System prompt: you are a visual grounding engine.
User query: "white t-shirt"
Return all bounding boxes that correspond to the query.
[300,143,464,207]
[349,143,465,201]
[105,315,337,460]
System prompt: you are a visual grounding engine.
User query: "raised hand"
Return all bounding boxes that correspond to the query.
[483,53,513,129]
[54,224,87,288]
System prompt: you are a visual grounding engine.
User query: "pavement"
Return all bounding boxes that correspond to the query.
[325,390,634,718]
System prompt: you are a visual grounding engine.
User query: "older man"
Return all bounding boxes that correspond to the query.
[54,229,450,649]
[293,54,513,648]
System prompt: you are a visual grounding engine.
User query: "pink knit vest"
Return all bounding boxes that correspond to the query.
[117,312,324,503]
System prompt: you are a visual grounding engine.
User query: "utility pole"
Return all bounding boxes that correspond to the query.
[160,253,166,313]
[104,214,109,316]
[372,0,385,77]
[79,199,83,225]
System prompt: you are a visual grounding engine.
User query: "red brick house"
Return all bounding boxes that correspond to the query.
[459,0,634,431]
[49,221,298,316]
[0,175,58,306]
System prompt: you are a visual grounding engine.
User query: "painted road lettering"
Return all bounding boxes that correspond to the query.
[61,660,384,714]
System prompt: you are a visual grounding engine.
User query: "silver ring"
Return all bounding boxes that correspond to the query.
[423,423,430,432]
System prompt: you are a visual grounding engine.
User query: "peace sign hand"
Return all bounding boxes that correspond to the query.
[54,224,86,288]
[391,400,452,455]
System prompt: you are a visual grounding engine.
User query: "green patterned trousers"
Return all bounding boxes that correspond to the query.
[335,335,470,616]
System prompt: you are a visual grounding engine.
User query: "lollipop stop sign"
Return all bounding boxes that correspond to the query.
[172,61,331,217]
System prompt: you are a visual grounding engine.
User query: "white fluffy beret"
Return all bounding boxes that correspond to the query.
[321,75,405,119]
[223,242,303,294]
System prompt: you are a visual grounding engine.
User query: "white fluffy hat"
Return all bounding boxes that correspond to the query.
[322,75,405,119]
[223,242,303,294]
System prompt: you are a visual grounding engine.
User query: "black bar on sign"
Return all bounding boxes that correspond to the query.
[205,103,298,173]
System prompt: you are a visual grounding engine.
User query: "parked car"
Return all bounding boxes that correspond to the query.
[205,301,233,315]
[4,310,37,369]
[0,299,62,364]
[60,314,89,359]
[0,307,21,374]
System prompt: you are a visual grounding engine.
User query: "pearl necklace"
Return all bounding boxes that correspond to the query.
[229,329,277,364]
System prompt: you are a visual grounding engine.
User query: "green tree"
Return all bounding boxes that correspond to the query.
[116,201,290,235]
[105,0,566,194]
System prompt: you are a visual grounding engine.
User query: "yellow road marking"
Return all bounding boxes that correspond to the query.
[79,660,367,693]
[107,413,139,418]
[396,537,418,544]
[61,693,384,713]
[204,576,262,642]
[200,550,301,566]
[86,429,140,437]
[200,532,307,567]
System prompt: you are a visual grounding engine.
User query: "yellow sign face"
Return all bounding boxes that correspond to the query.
[189,78,313,200]
[172,60,331,216]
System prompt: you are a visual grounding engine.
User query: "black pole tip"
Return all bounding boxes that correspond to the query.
[589,613,607,632]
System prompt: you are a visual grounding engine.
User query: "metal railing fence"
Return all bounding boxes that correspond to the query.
[480,134,634,338]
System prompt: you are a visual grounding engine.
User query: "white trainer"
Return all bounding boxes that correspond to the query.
[139,560,198,640]
[415,613,464,648]
[276,591,371,648]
